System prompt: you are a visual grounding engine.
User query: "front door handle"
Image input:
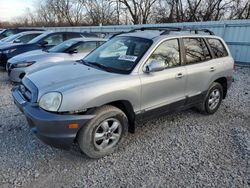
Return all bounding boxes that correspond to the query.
[210,67,216,72]
[176,73,184,79]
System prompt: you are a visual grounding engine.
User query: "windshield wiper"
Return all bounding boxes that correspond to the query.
[77,59,113,72]
[88,61,113,72]
[77,59,91,66]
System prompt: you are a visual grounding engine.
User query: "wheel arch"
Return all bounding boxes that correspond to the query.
[213,77,228,99]
[107,100,136,133]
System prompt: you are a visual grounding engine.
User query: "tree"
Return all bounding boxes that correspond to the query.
[80,0,117,25]
[119,0,158,24]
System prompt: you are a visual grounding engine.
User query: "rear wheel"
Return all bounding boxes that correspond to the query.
[77,105,128,158]
[196,82,223,114]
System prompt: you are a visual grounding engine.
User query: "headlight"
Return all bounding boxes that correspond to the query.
[13,61,36,68]
[3,48,17,53]
[39,92,62,112]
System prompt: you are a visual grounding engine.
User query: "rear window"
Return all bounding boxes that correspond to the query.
[207,38,228,58]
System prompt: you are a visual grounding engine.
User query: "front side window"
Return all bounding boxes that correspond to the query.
[147,39,180,69]
[207,38,228,58]
[84,36,152,74]
[44,34,63,46]
[75,42,97,53]
[183,38,211,65]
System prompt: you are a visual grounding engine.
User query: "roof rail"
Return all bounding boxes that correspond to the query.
[131,26,181,31]
[181,27,214,35]
[109,27,181,39]
[109,31,130,39]
[109,26,214,39]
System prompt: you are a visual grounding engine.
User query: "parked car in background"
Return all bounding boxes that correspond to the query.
[7,37,107,82]
[0,28,44,40]
[0,31,95,68]
[12,27,234,158]
[0,31,44,46]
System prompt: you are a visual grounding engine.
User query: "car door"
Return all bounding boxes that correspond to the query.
[182,37,218,104]
[139,38,187,111]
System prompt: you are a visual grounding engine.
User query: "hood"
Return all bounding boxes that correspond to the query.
[0,41,10,46]
[26,61,119,96]
[0,42,25,50]
[10,50,45,63]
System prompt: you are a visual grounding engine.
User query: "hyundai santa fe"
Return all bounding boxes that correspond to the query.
[12,27,234,158]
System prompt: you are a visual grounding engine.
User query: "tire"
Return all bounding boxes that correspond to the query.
[196,82,223,114]
[77,105,128,158]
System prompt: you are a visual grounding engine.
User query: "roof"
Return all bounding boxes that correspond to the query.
[70,37,107,42]
[17,31,45,35]
[118,30,163,39]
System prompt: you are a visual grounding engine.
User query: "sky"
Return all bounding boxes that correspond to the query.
[0,0,34,22]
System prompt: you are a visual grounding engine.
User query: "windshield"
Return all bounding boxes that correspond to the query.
[84,36,152,74]
[1,33,21,42]
[48,39,78,53]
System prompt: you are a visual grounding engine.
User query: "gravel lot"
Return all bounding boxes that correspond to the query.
[0,66,249,188]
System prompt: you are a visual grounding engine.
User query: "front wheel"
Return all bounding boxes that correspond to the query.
[196,82,223,114]
[77,105,128,158]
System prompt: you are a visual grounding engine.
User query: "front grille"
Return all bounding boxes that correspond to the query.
[18,77,38,103]
[18,84,32,102]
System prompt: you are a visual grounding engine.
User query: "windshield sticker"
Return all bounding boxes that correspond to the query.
[118,55,137,62]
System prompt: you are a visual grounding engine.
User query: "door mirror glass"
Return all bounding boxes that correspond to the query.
[13,39,21,43]
[68,48,78,54]
[144,60,165,73]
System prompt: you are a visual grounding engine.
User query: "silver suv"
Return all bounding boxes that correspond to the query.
[12,27,234,158]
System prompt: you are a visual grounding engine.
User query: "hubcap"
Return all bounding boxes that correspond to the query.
[208,89,220,110]
[94,118,122,150]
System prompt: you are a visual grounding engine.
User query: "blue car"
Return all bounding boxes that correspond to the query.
[0,31,97,68]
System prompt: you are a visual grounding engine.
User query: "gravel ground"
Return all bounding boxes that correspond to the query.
[0,66,249,188]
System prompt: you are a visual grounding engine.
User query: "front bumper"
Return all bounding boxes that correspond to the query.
[12,88,95,149]
[0,53,8,68]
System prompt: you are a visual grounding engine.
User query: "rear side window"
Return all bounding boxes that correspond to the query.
[65,33,82,40]
[183,38,211,65]
[207,38,228,58]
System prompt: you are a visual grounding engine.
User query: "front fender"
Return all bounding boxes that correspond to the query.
[59,75,141,113]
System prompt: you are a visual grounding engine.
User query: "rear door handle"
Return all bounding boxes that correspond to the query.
[175,73,184,79]
[210,67,216,72]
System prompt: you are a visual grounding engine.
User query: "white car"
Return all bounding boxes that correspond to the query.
[7,37,107,82]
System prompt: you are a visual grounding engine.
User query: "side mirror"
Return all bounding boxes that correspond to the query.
[38,40,48,47]
[143,60,165,73]
[13,39,21,43]
[68,49,78,54]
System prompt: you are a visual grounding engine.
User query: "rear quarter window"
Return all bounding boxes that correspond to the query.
[207,38,228,58]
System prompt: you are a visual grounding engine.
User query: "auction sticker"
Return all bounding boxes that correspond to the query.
[118,55,137,62]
